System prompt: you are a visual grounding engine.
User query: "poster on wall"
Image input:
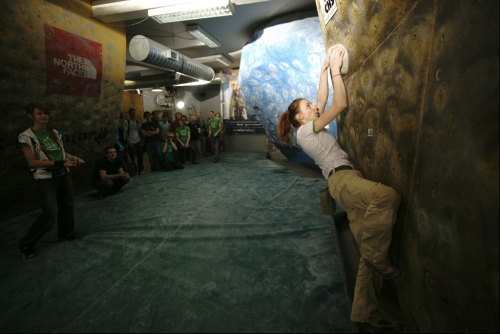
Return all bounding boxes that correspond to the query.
[44,24,102,97]
[222,71,266,134]
[320,0,338,25]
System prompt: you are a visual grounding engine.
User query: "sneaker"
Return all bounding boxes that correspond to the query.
[59,235,77,242]
[363,320,404,333]
[19,246,37,260]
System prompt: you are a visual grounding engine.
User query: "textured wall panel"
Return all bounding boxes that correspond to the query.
[121,91,144,120]
[0,0,126,220]
[316,0,498,331]
[403,1,499,332]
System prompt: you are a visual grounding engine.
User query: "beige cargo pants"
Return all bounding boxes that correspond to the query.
[328,169,401,323]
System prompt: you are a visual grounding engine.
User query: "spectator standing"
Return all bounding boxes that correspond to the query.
[208,110,222,163]
[206,110,215,155]
[175,119,190,164]
[170,112,183,134]
[159,113,171,141]
[187,115,201,164]
[152,110,160,123]
[92,147,130,198]
[215,112,225,152]
[114,116,137,176]
[124,108,144,174]
[195,111,207,157]
[17,102,85,260]
[141,111,161,172]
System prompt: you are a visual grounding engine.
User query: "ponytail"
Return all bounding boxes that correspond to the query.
[277,98,304,146]
[277,111,293,146]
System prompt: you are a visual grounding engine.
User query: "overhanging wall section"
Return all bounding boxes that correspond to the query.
[0,0,126,220]
[315,0,498,332]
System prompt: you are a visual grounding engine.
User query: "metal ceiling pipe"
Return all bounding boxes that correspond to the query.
[129,35,215,82]
[124,73,197,90]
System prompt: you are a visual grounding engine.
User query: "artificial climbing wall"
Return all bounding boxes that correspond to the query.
[0,0,126,221]
[121,91,144,120]
[315,0,499,331]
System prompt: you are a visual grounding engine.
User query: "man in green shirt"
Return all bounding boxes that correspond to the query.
[208,110,222,163]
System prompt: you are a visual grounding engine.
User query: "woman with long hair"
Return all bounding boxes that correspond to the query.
[17,102,85,260]
[277,47,403,332]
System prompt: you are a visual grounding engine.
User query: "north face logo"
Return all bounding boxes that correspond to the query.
[53,54,97,80]
[44,24,102,97]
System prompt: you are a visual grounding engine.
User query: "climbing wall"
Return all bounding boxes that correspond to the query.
[316,0,498,331]
[0,0,126,220]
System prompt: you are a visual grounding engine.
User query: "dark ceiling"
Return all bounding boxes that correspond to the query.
[92,0,317,82]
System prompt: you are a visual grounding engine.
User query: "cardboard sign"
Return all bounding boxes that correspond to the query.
[44,24,102,97]
[320,0,338,25]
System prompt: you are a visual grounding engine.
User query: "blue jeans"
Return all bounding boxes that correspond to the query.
[210,135,220,162]
[145,142,161,171]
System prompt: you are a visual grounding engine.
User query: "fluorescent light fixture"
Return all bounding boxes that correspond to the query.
[152,83,162,92]
[148,0,234,24]
[213,54,232,66]
[193,54,233,67]
[174,80,210,87]
[186,25,220,48]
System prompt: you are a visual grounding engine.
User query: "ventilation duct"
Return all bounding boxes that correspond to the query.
[124,73,198,90]
[129,35,215,82]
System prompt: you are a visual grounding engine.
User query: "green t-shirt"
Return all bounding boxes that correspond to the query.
[161,141,174,162]
[175,126,190,143]
[208,118,222,136]
[30,129,64,161]
[21,129,67,176]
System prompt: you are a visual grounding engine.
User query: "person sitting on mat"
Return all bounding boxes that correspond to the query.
[92,146,130,198]
[277,45,403,333]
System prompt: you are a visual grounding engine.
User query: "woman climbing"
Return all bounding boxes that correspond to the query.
[277,46,403,333]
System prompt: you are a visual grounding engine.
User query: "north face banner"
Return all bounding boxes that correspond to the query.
[44,24,102,97]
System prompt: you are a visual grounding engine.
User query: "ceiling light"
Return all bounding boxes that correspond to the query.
[186,25,220,48]
[174,80,210,87]
[193,54,233,67]
[148,0,234,24]
[152,83,162,92]
[176,100,185,109]
[213,54,232,67]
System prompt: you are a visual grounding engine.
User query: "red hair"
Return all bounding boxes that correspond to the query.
[277,98,304,146]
